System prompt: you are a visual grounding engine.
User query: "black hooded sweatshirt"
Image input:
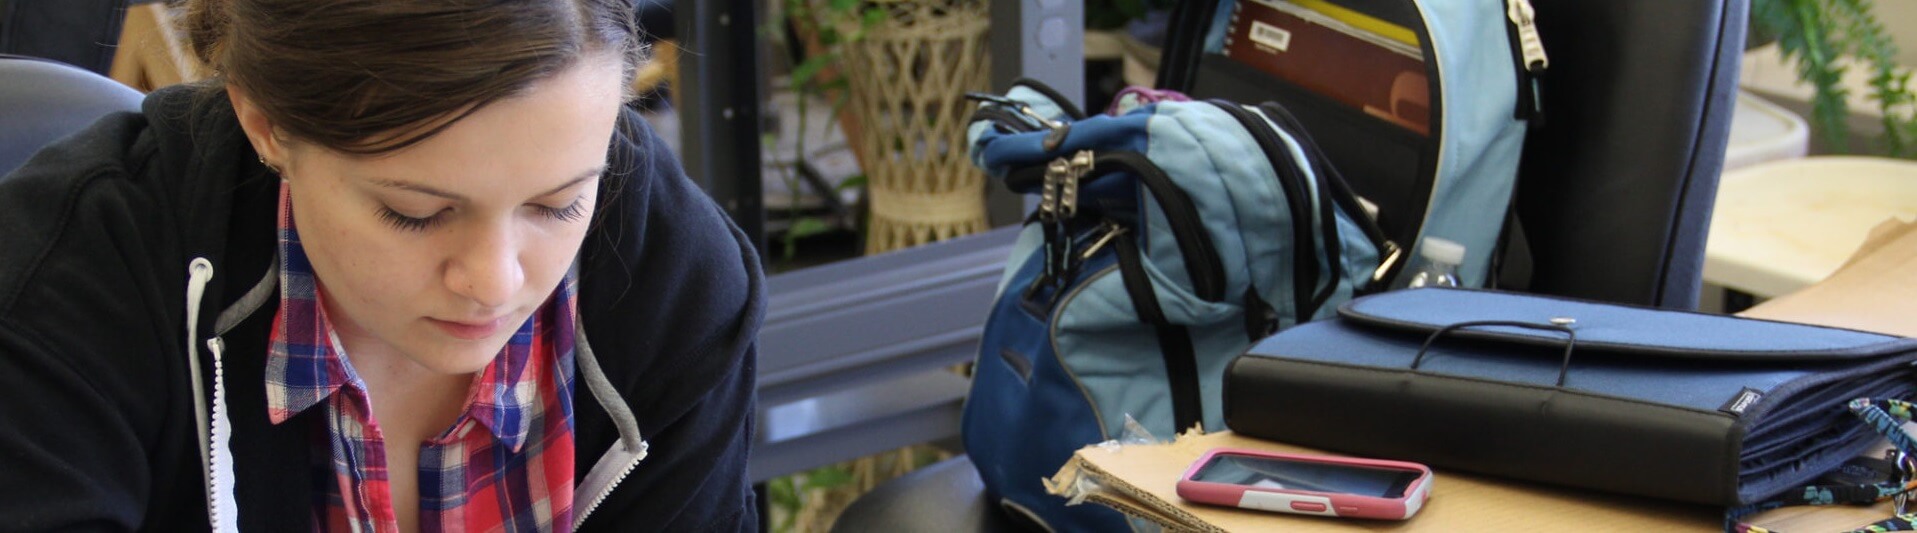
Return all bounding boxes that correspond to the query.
[0,85,764,532]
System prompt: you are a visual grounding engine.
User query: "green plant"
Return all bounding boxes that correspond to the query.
[764,465,855,532]
[764,0,884,262]
[758,2,883,530]
[1753,0,1917,157]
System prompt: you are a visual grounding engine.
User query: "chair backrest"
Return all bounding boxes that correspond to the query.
[1507,0,1744,310]
[0,0,131,75]
[0,55,145,177]
[1161,0,1746,311]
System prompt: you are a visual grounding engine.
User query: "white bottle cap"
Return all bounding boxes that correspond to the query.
[1419,237,1466,266]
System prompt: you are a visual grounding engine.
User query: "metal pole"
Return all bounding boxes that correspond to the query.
[677,0,766,252]
[986,0,1084,227]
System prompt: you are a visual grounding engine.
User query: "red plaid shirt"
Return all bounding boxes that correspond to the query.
[266,183,578,531]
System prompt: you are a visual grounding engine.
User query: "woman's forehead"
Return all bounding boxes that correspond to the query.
[312,58,624,199]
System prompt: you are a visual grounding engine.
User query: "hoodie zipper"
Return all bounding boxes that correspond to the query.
[574,439,649,528]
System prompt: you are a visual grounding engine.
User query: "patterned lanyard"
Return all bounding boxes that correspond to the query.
[1728,398,1917,533]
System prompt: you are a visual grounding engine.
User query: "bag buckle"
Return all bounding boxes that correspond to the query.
[1893,449,1915,515]
[1371,241,1404,285]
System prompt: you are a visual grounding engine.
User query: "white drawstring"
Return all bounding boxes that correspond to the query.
[184,260,213,508]
[185,258,239,532]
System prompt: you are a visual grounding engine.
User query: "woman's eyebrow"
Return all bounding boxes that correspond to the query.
[537,166,607,197]
[366,166,606,201]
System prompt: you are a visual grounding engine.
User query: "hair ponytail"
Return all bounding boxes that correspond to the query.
[181,0,231,69]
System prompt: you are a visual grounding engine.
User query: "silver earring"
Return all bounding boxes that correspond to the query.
[258,155,282,175]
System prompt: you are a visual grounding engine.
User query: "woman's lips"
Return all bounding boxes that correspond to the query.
[429,316,507,340]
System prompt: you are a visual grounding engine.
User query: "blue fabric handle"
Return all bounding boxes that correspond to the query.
[1412,320,1577,387]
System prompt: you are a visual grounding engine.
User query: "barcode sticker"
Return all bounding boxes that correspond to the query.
[1249,20,1292,52]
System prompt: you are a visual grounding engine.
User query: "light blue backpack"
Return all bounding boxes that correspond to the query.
[959,1,1544,530]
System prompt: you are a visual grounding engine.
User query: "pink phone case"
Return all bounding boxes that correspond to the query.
[1175,447,1434,520]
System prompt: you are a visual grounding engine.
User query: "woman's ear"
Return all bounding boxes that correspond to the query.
[227,84,287,169]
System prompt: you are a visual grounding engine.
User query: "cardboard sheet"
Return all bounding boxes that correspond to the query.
[1048,431,1721,532]
[1050,430,1915,531]
[1742,217,1917,337]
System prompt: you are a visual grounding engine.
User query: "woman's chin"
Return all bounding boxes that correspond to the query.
[403,340,509,377]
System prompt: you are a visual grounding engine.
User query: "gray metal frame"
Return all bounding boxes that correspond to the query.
[752,227,1017,480]
[676,0,766,249]
[986,0,1085,226]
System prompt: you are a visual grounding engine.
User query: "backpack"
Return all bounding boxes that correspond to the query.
[1194,0,1548,286]
[961,79,1394,530]
[960,0,1544,528]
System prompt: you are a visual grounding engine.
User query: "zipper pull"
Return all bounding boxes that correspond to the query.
[1040,151,1094,285]
[1507,0,1549,73]
[1040,157,1062,224]
[1506,0,1548,122]
[1040,156,1070,283]
[1056,150,1093,220]
[1371,240,1404,287]
[1078,221,1129,262]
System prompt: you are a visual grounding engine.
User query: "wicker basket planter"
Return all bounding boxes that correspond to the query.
[833,0,992,253]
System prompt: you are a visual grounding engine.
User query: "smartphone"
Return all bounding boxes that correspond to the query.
[1176,447,1433,520]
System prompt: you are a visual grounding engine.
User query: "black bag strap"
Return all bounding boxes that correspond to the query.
[1115,233,1203,432]
[1156,0,1220,93]
[1726,399,1917,533]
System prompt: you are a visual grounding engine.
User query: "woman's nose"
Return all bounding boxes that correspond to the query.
[443,223,523,310]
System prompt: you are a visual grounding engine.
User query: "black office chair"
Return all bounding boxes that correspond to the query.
[0,0,131,76]
[830,1,1746,531]
[0,55,145,177]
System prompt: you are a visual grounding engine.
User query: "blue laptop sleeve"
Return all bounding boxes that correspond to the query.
[1225,287,1917,506]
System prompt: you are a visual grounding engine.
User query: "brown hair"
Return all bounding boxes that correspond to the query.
[183,0,642,155]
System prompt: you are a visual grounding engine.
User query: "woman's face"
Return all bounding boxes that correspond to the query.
[235,55,626,376]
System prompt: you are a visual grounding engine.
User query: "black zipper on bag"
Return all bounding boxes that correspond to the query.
[1207,100,1320,324]
[1503,0,1547,123]
[1255,102,1390,248]
[1246,104,1351,312]
[1103,152,1226,303]
[1010,77,1087,120]
[969,106,1043,133]
[1253,101,1372,310]
[1256,102,1403,290]
[1009,153,1227,302]
[1114,234,1204,432]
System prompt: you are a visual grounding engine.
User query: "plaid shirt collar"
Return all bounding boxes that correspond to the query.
[263,182,550,450]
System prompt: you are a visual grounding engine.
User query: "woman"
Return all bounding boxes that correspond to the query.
[0,0,762,531]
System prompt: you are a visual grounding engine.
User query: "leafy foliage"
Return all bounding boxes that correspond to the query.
[1753,0,1917,157]
[764,1,883,262]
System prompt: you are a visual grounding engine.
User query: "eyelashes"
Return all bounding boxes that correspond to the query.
[376,197,587,233]
[535,200,588,223]
[378,207,443,232]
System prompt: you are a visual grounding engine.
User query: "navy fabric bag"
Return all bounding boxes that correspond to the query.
[1227,287,1917,506]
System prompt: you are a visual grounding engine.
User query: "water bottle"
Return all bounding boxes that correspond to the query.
[1406,238,1465,288]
